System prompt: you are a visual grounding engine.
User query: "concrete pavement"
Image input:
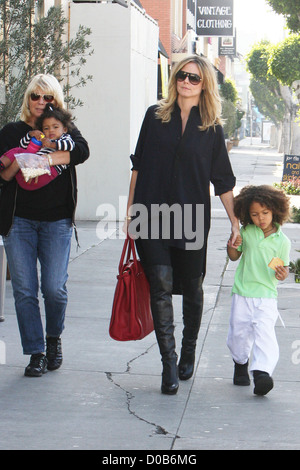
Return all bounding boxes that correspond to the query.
[0,137,299,450]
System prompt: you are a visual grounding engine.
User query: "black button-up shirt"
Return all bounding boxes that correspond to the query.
[131,103,236,251]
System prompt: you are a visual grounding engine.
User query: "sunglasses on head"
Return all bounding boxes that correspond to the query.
[176,70,202,85]
[30,93,54,103]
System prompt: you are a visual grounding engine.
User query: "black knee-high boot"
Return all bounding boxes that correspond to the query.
[146,265,179,395]
[178,276,203,381]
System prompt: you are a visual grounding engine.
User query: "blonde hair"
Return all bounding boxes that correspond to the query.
[156,55,223,131]
[20,74,65,124]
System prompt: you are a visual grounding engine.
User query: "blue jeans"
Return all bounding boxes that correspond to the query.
[3,217,73,355]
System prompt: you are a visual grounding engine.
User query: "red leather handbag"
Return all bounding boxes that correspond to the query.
[109,236,154,341]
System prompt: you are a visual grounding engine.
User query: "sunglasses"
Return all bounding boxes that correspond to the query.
[30,93,54,103]
[176,70,202,85]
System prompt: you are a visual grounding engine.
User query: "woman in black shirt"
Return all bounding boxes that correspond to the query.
[125,55,239,395]
[0,74,89,377]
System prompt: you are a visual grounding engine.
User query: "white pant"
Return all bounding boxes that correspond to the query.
[227,294,280,375]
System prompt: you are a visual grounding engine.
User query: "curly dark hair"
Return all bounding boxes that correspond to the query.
[234,185,290,227]
[36,103,75,132]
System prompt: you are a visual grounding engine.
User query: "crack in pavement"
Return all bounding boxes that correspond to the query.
[105,345,181,441]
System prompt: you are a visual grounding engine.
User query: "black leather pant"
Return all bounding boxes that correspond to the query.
[181,276,203,360]
[145,265,177,364]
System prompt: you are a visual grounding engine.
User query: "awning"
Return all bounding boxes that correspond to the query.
[158,39,169,59]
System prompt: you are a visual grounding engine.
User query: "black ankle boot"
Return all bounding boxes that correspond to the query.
[233,360,250,386]
[178,352,195,381]
[46,336,63,371]
[178,277,203,381]
[161,358,179,395]
[253,370,273,395]
[24,353,47,377]
[146,265,179,395]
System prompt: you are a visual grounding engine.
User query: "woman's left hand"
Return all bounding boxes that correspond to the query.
[228,225,241,248]
[48,150,71,166]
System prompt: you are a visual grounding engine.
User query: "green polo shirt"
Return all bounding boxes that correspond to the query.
[232,223,291,299]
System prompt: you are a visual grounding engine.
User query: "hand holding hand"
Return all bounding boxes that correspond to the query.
[228,230,242,249]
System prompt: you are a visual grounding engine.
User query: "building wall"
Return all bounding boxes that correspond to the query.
[141,0,172,63]
[67,1,158,220]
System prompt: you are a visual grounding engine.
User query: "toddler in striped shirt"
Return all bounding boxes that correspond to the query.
[0,104,75,190]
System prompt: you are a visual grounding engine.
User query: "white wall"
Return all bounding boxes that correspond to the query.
[68,1,158,220]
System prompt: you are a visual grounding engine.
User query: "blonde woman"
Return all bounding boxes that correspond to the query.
[20,74,65,125]
[0,74,89,377]
[126,55,239,395]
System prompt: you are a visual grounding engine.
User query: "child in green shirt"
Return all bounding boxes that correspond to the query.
[227,185,291,396]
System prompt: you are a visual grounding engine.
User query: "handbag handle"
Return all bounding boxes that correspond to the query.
[118,235,138,273]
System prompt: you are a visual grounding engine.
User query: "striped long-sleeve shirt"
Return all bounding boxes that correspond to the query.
[20,132,75,175]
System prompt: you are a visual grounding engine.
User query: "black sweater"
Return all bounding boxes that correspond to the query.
[0,121,89,236]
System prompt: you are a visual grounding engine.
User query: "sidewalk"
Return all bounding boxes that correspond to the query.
[0,137,299,450]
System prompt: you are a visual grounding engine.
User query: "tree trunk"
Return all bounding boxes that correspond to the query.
[279,84,297,154]
[291,80,300,155]
[290,122,300,154]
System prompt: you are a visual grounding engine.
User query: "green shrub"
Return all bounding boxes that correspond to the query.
[289,258,300,274]
[290,206,300,223]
